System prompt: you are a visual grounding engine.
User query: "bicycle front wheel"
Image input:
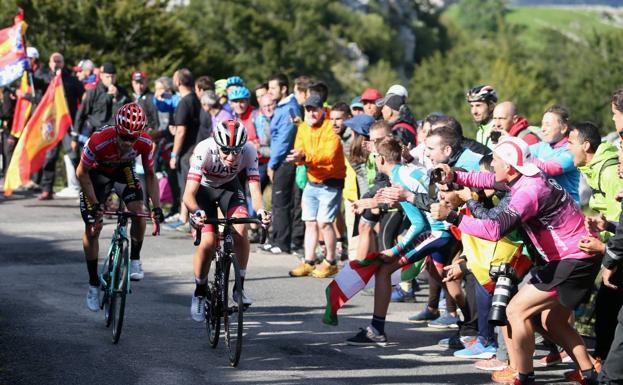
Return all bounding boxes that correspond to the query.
[224,253,243,367]
[111,243,129,344]
[205,254,221,348]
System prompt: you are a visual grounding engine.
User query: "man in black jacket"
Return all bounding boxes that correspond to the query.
[36,52,84,199]
[130,71,158,131]
[72,62,129,151]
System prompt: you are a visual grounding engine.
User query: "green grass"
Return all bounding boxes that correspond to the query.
[444,5,622,49]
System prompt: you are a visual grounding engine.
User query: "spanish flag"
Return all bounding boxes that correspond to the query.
[0,10,28,87]
[10,72,32,138]
[4,73,71,196]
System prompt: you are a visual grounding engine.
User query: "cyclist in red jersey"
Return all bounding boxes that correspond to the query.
[76,102,164,312]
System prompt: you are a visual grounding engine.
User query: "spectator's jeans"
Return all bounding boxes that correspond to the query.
[474,280,495,345]
[271,162,295,252]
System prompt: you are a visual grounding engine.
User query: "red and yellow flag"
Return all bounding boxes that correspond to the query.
[10,72,32,138]
[4,73,71,196]
[0,10,28,87]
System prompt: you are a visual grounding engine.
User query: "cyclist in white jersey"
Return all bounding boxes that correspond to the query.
[184,119,271,322]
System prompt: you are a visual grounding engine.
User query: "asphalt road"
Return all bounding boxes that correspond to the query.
[0,191,578,385]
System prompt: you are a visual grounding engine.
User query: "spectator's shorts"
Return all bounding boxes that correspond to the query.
[530,255,601,310]
[79,166,143,225]
[196,178,248,233]
[302,182,342,223]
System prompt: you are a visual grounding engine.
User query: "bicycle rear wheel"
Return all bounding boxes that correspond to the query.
[111,244,129,344]
[205,253,221,348]
[224,253,243,367]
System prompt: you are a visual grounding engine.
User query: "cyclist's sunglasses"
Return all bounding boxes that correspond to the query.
[118,134,137,143]
[220,146,243,156]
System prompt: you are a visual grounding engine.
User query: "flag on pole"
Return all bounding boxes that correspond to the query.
[3,73,71,196]
[0,10,28,87]
[10,71,32,138]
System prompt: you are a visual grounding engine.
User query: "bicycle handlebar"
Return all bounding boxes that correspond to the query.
[193,217,267,246]
[102,210,160,236]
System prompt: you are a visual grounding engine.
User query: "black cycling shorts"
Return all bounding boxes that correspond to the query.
[79,166,143,225]
[196,178,248,233]
[530,255,601,310]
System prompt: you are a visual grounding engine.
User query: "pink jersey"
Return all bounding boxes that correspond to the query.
[81,126,154,173]
[454,171,593,262]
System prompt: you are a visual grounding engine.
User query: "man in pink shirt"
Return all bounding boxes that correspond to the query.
[430,136,600,385]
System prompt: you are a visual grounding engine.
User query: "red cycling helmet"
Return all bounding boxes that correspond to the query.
[115,102,147,137]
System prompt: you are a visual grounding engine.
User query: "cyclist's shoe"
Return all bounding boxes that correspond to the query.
[233,288,253,307]
[191,295,205,322]
[86,285,100,312]
[346,326,387,346]
[311,259,338,278]
[289,261,315,277]
[408,308,440,323]
[130,260,144,281]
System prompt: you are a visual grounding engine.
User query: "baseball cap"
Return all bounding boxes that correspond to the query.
[350,96,364,110]
[73,59,94,72]
[493,137,540,176]
[386,84,408,98]
[131,71,146,82]
[101,62,116,75]
[344,114,375,137]
[26,47,39,59]
[360,88,382,102]
[304,94,323,109]
[376,94,405,111]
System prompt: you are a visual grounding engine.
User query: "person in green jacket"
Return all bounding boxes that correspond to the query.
[569,121,623,364]
[568,122,622,222]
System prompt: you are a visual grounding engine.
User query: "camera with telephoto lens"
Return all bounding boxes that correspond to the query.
[488,263,518,326]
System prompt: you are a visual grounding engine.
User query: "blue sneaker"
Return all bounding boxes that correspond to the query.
[428,314,459,329]
[408,308,440,323]
[453,339,496,359]
[390,286,415,302]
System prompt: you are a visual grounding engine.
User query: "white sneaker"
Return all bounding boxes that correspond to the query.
[130,260,144,281]
[191,295,205,322]
[164,213,180,223]
[233,288,253,307]
[86,285,100,311]
[56,187,79,198]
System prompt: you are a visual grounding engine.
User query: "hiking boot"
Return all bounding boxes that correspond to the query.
[311,259,338,278]
[289,261,315,277]
[492,366,518,384]
[346,326,387,346]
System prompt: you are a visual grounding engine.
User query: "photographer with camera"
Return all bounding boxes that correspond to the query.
[430,136,601,385]
[345,137,461,346]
